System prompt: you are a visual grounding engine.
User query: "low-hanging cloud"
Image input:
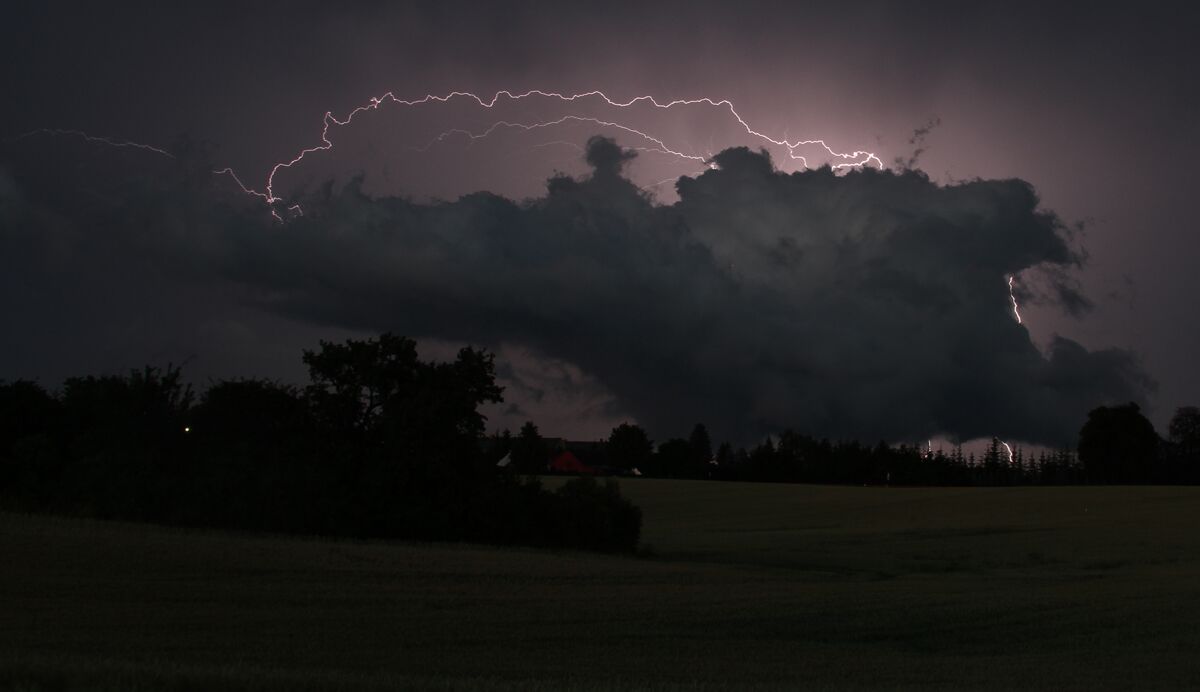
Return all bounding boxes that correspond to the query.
[0,136,1152,446]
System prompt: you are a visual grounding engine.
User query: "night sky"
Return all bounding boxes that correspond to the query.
[2,1,1197,446]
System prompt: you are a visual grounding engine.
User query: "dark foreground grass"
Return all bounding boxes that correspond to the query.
[3,481,1200,690]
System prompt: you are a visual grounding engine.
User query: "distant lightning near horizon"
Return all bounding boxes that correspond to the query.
[1000,439,1015,464]
[999,277,1024,463]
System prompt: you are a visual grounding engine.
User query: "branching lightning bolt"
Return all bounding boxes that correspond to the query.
[262,89,883,208]
[15,88,882,217]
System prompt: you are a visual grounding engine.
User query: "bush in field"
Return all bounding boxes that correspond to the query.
[546,477,642,553]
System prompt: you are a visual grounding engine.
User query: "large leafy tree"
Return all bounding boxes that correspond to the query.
[1167,406,1200,482]
[1169,406,1200,454]
[606,422,653,471]
[304,331,501,467]
[303,333,502,449]
[1077,403,1160,484]
[302,333,423,436]
[301,334,504,536]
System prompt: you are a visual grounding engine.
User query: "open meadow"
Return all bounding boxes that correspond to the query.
[3,480,1200,691]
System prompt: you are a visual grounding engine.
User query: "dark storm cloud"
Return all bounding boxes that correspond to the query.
[3,1,1196,434]
[0,137,1151,445]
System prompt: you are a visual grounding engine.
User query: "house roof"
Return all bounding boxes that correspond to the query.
[549,450,598,474]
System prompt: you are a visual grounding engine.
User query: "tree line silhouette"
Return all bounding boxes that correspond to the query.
[0,335,641,553]
[2,336,1196,553]
[498,405,1200,487]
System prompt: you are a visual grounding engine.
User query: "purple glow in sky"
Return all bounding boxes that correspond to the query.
[1,1,1196,445]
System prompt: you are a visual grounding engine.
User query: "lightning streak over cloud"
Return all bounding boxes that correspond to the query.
[1009,275,1023,324]
[17,89,884,213]
[258,89,884,204]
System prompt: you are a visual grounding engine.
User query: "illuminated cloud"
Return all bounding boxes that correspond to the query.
[0,137,1152,445]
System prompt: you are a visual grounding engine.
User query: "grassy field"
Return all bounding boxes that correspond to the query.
[3,480,1200,691]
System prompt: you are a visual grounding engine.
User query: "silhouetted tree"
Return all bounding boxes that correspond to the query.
[1078,403,1159,484]
[57,366,193,519]
[301,334,503,536]
[606,423,653,472]
[0,380,57,451]
[512,421,548,473]
[303,334,501,446]
[303,333,422,437]
[688,423,714,477]
[1167,406,1200,483]
[1169,407,1200,454]
[748,436,779,481]
[184,379,315,530]
[0,380,60,504]
[715,442,734,467]
[192,379,310,448]
[983,438,1004,468]
[655,438,694,478]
